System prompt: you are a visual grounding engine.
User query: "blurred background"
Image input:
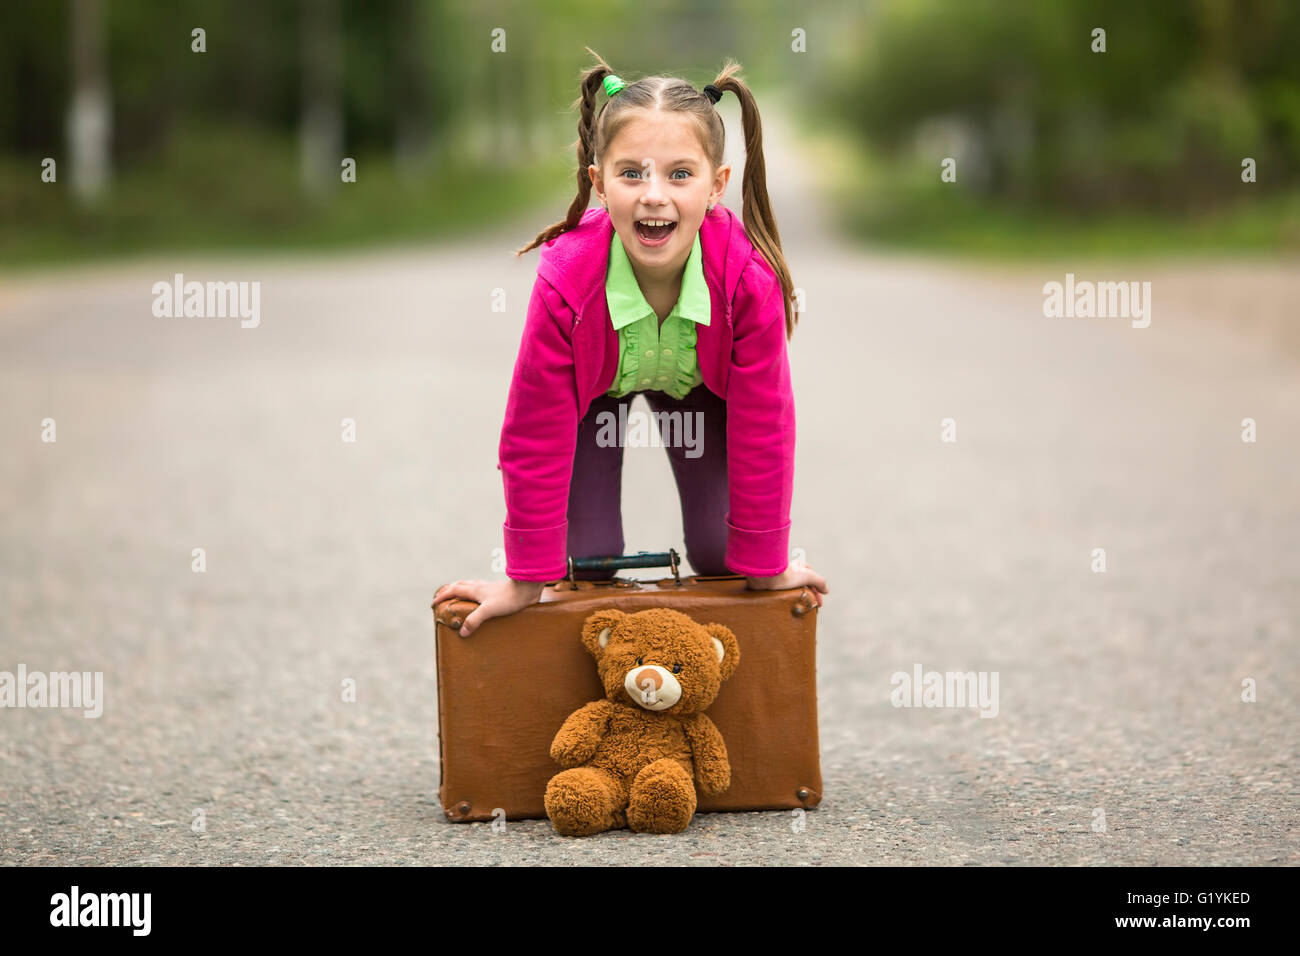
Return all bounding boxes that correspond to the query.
[2,0,1297,866]
[3,0,1298,264]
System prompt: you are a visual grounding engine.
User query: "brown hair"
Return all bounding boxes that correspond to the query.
[516,48,798,341]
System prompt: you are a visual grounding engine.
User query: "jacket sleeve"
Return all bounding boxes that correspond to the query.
[497,275,578,581]
[723,252,795,577]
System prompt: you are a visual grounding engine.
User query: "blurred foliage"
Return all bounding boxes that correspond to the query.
[1,0,1297,264]
[835,0,1300,209]
[0,0,781,267]
[820,0,1300,253]
[0,121,567,265]
[0,0,448,167]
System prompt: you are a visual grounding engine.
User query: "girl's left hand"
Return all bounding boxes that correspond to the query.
[745,560,829,608]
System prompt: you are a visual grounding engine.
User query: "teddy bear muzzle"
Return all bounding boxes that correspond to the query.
[623,664,683,711]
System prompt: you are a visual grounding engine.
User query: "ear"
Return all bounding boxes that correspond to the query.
[710,163,731,207]
[703,623,739,681]
[581,608,627,660]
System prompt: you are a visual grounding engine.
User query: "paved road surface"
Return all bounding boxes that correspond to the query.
[2,95,1297,865]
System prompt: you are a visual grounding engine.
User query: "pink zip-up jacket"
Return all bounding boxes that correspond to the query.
[497,203,795,581]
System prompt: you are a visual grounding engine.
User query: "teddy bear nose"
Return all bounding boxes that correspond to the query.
[634,668,662,690]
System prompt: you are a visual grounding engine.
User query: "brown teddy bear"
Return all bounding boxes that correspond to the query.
[544,607,740,836]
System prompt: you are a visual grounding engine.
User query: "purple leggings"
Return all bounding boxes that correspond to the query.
[567,383,729,580]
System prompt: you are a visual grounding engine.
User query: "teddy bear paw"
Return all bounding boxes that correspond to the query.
[545,767,622,836]
[626,759,697,834]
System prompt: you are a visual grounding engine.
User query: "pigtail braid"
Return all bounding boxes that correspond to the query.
[516,48,615,256]
[711,60,798,340]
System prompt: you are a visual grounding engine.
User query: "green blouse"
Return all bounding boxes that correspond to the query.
[604,228,710,399]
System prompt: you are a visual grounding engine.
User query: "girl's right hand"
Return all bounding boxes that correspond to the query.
[433,578,547,637]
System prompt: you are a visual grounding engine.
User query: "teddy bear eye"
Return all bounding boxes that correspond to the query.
[672,663,683,674]
[636,656,643,666]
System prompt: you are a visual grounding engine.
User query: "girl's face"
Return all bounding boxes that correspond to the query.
[589,110,730,280]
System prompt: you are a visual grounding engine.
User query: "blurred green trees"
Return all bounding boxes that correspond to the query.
[824,0,1300,252]
[1,0,1296,263]
[0,0,583,263]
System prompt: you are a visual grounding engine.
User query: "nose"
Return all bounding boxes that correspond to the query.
[641,168,668,205]
[634,668,662,690]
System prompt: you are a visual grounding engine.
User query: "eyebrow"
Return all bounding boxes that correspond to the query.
[611,158,700,167]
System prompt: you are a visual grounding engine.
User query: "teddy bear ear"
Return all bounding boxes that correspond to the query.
[580,608,627,658]
[704,623,740,681]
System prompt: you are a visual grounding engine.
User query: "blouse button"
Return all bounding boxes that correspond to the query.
[639,377,651,386]
[656,375,667,383]
[644,350,654,358]
[662,348,672,355]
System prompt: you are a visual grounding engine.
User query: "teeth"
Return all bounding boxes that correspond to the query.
[638,219,674,227]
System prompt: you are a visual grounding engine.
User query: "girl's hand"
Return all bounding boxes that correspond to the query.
[433,578,546,636]
[745,560,829,608]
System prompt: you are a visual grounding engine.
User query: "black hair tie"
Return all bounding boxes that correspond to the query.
[702,84,722,105]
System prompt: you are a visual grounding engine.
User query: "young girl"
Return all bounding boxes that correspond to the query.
[435,53,828,637]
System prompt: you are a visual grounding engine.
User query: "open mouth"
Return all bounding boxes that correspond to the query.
[634,219,678,246]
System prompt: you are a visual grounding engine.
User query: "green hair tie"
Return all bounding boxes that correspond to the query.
[602,74,626,97]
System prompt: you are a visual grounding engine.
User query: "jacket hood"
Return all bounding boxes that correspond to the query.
[535,204,754,324]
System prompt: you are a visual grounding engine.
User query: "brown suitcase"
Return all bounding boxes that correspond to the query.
[431,551,823,824]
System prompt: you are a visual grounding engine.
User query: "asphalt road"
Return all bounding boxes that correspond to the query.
[2,97,1297,865]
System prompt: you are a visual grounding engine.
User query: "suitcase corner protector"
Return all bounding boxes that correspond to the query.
[443,798,476,822]
[433,599,474,630]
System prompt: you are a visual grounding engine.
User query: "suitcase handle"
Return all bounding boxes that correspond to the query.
[568,549,682,585]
